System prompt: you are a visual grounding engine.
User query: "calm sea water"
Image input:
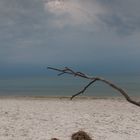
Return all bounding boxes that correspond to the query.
[0,75,140,97]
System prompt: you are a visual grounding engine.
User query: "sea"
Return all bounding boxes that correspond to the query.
[0,75,140,97]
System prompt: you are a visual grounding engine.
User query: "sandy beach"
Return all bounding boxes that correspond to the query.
[0,96,140,140]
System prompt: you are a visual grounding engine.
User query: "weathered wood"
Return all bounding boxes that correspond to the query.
[48,67,140,107]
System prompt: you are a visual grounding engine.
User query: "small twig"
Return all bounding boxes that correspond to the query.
[48,67,140,107]
[71,79,98,100]
[74,72,86,77]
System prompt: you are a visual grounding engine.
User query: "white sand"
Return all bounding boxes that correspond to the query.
[0,97,140,140]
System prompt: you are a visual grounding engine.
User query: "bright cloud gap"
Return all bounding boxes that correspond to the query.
[44,0,103,28]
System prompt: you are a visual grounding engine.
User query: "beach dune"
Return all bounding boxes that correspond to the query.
[0,97,140,140]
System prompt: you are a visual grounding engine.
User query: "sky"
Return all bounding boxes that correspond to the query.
[0,0,140,76]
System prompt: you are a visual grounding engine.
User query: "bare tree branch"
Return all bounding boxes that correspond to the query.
[48,67,140,107]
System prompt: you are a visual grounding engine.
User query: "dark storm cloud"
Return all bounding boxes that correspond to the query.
[0,0,49,47]
[97,0,140,35]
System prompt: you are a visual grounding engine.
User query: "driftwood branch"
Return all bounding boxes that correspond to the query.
[48,67,140,107]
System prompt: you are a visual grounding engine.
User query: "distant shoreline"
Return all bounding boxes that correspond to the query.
[0,95,140,100]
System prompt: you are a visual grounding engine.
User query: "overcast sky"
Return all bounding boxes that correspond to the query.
[0,0,140,76]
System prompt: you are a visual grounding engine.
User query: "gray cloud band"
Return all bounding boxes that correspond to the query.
[44,0,140,35]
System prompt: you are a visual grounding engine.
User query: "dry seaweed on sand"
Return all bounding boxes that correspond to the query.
[51,138,60,140]
[71,131,93,140]
[51,131,93,140]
